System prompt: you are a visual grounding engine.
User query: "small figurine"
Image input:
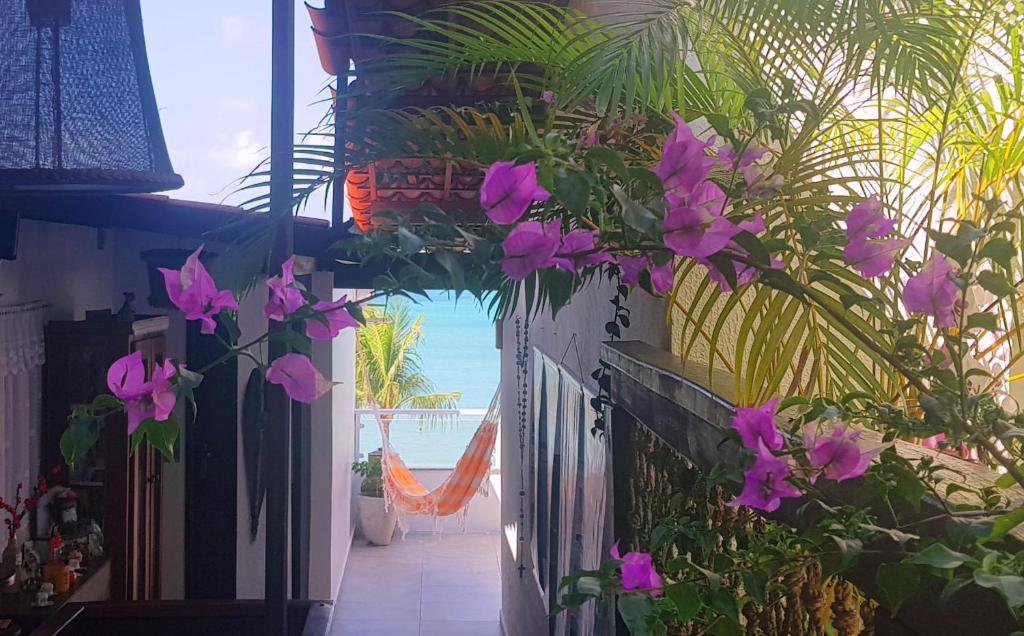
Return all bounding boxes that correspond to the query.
[35,581,54,607]
[22,542,40,578]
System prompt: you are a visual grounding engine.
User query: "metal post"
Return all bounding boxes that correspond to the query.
[266,1,294,634]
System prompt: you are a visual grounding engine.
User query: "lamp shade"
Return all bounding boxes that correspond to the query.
[0,0,183,193]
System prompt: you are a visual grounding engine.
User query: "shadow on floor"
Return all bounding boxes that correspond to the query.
[331,531,502,636]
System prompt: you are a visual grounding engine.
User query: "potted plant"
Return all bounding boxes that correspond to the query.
[353,455,397,546]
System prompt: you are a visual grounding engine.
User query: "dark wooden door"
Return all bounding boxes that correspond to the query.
[43,318,167,601]
[184,322,237,599]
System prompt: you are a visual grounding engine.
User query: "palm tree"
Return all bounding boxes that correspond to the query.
[355,302,462,414]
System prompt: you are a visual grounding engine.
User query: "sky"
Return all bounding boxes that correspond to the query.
[140,1,333,220]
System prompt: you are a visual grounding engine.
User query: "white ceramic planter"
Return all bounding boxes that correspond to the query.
[357,494,398,546]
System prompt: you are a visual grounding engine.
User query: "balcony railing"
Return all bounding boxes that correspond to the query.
[354,407,498,471]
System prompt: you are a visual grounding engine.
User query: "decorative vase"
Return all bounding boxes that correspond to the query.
[1,536,20,594]
[357,495,398,546]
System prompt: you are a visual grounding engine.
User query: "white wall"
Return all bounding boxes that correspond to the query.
[498,278,668,636]
[310,282,357,601]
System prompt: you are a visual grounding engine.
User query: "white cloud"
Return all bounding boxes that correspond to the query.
[209,130,264,170]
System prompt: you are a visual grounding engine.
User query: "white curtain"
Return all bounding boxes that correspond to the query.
[0,301,46,519]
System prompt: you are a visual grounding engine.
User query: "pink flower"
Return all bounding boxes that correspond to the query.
[662,182,740,259]
[580,127,600,148]
[266,353,333,404]
[650,260,675,294]
[541,90,556,104]
[305,296,360,340]
[480,161,551,225]
[804,425,880,482]
[500,221,562,280]
[159,245,238,335]
[904,255,960,328]
[921,432,945,449]
[844,238,907,278]
[610,542,662,597]
[729,440,803,512]
[741,165,784,197]
[265,256,306,322]
[844,196,894,243]
[552,229,613,273]
[651,113,716,196]
[107,352,179,435]
[732,398,783,451]
[843,197,907,277]
[149,360,178,422]
[616,255,648,285]
[718,144,767,170]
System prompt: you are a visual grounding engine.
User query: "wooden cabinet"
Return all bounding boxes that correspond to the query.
[42,317,168,602]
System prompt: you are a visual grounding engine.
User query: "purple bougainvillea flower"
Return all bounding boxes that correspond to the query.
[266,353,333,404]
[552,229,614,273]
[732,398,783,451]
[921,432,945,449]
[610,542,663,597]
[541,90,556,104]
[149,359,179,423]
[729,440,803,512]
[616,255,648,285]
[651,113,716,196]
[843,197,906,278]
[719,144,768,170]
[904,255,960,328]
[305,296,360,340]
[650,260,675,294]
[107,352,179,435]
[500,221,562,280]
[804,425,880,482]
[580,127,600,148]
[844,196,895,243]
[159,245,238,335]
[480,161,551,225]
[265,256,307,322]
[844,237,908,278]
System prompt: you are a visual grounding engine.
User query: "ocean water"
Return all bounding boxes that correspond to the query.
[358,292,500,468]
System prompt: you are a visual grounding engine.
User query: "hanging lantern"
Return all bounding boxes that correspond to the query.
[0,0,183,193]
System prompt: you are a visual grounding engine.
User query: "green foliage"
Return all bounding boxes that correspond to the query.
[353,458,385,497]
[355,302,462,419]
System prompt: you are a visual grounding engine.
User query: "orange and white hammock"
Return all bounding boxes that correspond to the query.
[371,390,498,529]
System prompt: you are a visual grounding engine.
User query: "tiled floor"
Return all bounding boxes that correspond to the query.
[331,532,502,636]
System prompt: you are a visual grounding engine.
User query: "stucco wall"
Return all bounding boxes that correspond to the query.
[498,278,668,636]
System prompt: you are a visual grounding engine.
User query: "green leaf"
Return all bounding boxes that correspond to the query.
[708,588,739,624]
[758,269,806,301]
[60,417,101,469]
[434,250,466,292]
[986,508,1024,543]
[980,237,1016,271]
[966,313,999,331]
[617,593,656,636]
[978,271,1015,298]
[875,562,920,614]
[665,582,701,623]
[555,168,591,215]
[397,227,424,255]
[707,616,743,636]
[585,147,629,182]
[973,573,1024,610]
[613,185,660,236]
[271,329,312,356]
[414,203,454,226]
[997,473,1018,489]
[217,312,242,346]
[907,543,976,569]
[91,394,122,411]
